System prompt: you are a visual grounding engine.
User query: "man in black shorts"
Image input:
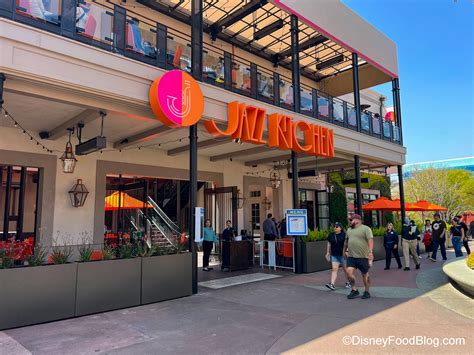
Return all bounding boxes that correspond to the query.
[343,214,374,299]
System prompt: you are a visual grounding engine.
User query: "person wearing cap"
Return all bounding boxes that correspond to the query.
[343,214,373,299]
[325,222,351,291]
[401,218,421,270]
[450,217,465,257]
[429,213,447,262]
[383,222,402,270]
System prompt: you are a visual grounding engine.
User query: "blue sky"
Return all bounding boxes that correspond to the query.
[343,0,473,164]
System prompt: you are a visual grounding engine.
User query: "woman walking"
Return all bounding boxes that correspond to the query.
[450,217,464,258]
[325,222,351,290]
[202,219,217,271]
[384,222,402,270]
[422,219,433,256]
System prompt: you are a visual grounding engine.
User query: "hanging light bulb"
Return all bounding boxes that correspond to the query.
[60,128,77,173]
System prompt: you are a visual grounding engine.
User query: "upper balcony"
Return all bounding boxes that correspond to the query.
[0,0,402,146]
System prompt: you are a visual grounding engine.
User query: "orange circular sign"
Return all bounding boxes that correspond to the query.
[149,70,204,127]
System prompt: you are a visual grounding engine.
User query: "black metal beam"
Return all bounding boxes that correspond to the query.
[16,167,27,241]
[398,165,406,223]
[354,155,363,216]
[290,15,300,113]
[210,0,268,40]
[253,19,284,40]
[316,54,344,70]
[352,53,361,131]
[278,34,327,59]
[189,0,201,296]
[0,73,5,108]
[392,78,404,145]
[3,166,12,241]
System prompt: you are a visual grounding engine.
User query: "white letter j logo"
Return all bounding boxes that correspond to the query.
[166,80,191,119]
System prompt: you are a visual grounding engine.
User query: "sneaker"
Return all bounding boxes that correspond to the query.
[429,257,436,262]
[416,263,420,270]
[325,283,336,291]
[208,267,214,270]
[384,267,390,270]
[398,265,402,269]
[443,258,447,261]
[347,289,360,299]
[203,267,210,271]
[403,267,410,271]
[418,255,422,259]
[345,281,352,289]
[361,291,371,299]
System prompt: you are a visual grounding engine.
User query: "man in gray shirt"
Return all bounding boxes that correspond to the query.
[263,213,277,241]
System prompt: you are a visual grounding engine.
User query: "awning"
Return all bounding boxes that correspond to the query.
[105,191,152,211]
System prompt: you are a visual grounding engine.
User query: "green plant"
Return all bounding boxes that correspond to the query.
[371,226,386,237]
[78,243,93,262]
[102,245,115,260]
[0,248,15,269]
[26,246,48,267]
[134,242,154,257]
[118,243,135,259]
[393,220,402,235]
[301,228,331,242]
[50,245,73,264]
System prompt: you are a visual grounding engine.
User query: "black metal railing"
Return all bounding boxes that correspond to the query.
[0,0,402,144]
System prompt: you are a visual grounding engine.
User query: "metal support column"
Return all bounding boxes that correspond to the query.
[16,167,27,240]
[0,73,5,109]
[354,155,363,216]
[291,151,302,273]
[189,0,202,295]
[352,53,361,131]
[398,165,406,223]
[2,166,12,241]
[290,15,300,113]
[392,78,404,145]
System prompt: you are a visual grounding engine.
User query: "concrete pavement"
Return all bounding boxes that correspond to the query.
[0,250,472,355]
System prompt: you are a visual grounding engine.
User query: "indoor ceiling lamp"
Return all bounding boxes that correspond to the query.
[68,179,89,208]
[60,128,77,173]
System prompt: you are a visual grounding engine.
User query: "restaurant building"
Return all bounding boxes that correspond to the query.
[0,0,407,291]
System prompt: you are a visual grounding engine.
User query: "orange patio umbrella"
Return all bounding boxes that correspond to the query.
[104,191,152,211]
[362,197,418,211]
[409,200,447,212]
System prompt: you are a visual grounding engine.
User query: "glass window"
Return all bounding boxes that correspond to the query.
[333,99,344,123]
[279,78,293,109]
[76,1,113,44]
[300,86,313,115]
[232,61,251,94]
[250,191,261,198]
[126,18,157,58]
[346,192,356,214]
[347,104,357,127]
[383,121,391,138]
[257,70,273,100]
[251,203,260,230]
[203,49,224,86]
[361,112,370,131]
[372,115,381,134]
[167,35,191,72]
[393,126,400,142]
[16,0,61,24]
[317,94,329,118]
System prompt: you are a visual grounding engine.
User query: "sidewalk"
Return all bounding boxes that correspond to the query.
[0,250,472,355]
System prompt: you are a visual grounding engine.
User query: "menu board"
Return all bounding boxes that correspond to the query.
[286,209,308,236]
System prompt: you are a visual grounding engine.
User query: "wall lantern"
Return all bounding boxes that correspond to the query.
[262,196,272,210]
[269,164,281,189]
[60,128,77,173]
[69,179,89,207]
[233,189,245,209]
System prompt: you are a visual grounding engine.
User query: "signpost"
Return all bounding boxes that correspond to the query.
[286,209,308,236]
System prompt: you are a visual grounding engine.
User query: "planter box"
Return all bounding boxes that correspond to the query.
[75,258,141,316]
[372,237,385,261]
[302,241,330,273]
[0,263,77,330]
[141,253,192,304]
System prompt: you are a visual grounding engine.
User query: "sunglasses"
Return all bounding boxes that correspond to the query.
[347,218,353,222]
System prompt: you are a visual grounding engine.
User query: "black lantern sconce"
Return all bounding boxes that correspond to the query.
[60,128,77,173]
[269,163,281,189]
[68,179,89,207]
[262,196,272,210]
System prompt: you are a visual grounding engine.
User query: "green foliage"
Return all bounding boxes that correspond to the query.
[50,245,73,264]
[301,228,331,242]
[328,172,348,226]
[27,246,48,267]
[78,243,93,262]
[0,248,15,269]
[118,243,135,259]
[102,245,115,260]
[404,168,474,220]
[371,226,386,237]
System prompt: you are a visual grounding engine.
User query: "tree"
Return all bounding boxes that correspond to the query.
[404,168,474,220]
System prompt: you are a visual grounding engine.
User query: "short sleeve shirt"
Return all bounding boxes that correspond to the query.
[450,226,462,237]
[431,221,446,240]
[346,224,373,258]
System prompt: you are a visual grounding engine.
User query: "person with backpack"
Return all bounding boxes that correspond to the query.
[456,215,471,255]
[325,222,351,290]
[383,222,402,270]
[450,217,465,258]
[401,218,421,271]
[429,213,447,262]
